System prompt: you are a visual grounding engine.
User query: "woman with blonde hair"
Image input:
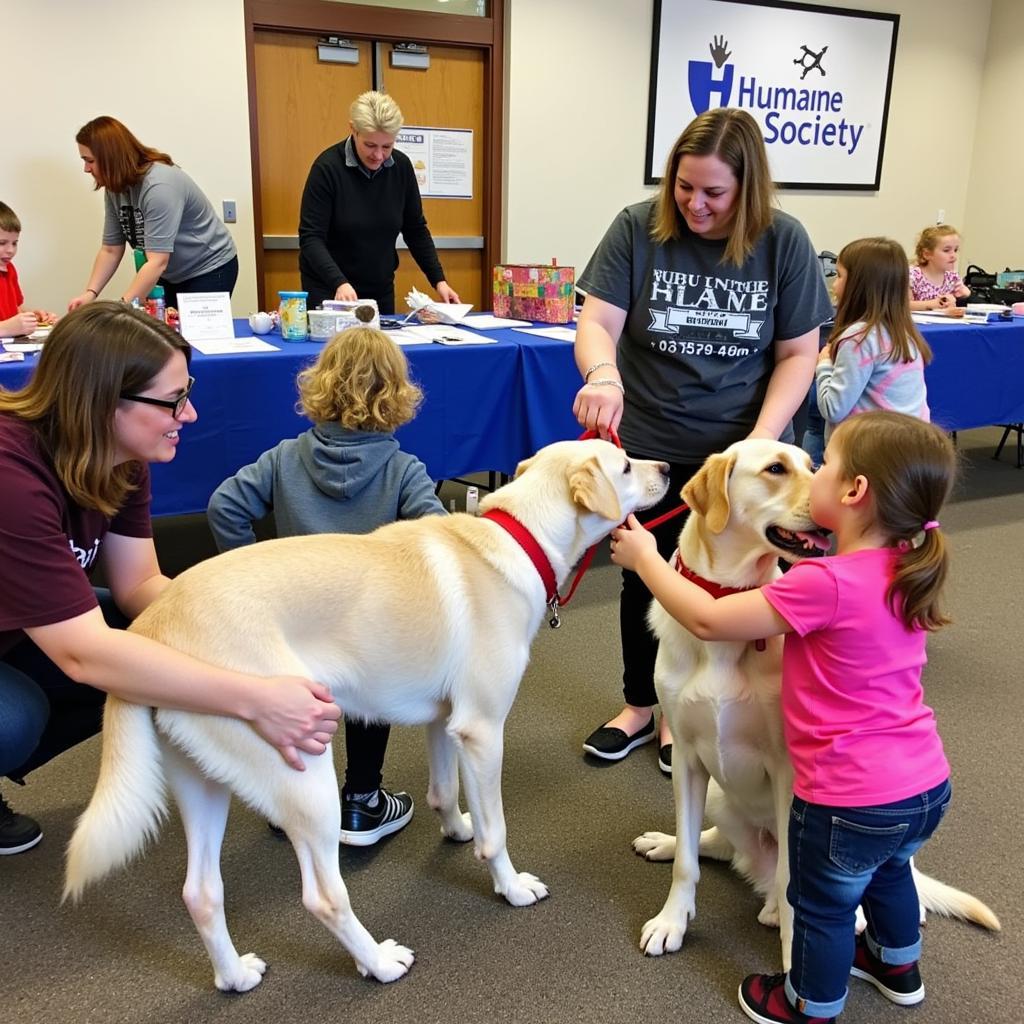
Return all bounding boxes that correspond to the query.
[68,116,238,311]
[207,327,445,845]
[0,303,339,854]
[572,106,832,769]
[298,90,460,313]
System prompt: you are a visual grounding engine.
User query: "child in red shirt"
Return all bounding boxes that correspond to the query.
[0,202,57,336]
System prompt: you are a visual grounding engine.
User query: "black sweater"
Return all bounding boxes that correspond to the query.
[298,140,445,301]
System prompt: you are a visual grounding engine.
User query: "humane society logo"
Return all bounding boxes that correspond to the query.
[688,35,865,155]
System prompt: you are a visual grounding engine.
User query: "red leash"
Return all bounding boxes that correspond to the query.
[482,430,688,627]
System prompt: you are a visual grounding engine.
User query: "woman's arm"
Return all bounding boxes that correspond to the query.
[571,295,627,437]
[25,609,340,770]
[610,515,791,641]
[68,244,126,310]
[298,161,346,294]
[748,328,818,439]
[119,251,170,304]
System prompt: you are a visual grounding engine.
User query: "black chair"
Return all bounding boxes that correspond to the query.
[993,423,1023,468]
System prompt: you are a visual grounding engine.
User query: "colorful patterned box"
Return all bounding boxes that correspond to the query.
[493,264,575,323]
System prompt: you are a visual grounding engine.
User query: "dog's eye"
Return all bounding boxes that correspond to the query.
[765,462,787,475]
[623,460,632,475]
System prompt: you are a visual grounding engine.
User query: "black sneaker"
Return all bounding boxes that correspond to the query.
[738,973,835,1024]
[340,788,414,847]
[0,790,43,855]
[582,715,655,761]
[849,933,924,1005]
[658,743,672,775]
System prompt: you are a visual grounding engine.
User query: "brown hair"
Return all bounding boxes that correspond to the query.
[652,107,775,266]
[914,224,960,266]
[828,237,931,366]
[297,327,422,431]
[0,302,191,516]
[75,116,173,194]
[832,412,958,631]
[0,201,21,233]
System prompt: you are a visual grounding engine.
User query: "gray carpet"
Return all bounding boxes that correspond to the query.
[3,427,1020,1024]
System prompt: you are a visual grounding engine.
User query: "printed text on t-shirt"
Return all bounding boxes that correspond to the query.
[648,268,768,341]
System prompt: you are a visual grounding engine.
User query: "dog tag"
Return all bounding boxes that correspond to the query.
[547,598,561,629]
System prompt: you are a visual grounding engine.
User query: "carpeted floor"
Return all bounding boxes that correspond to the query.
[3,427,1020,1024]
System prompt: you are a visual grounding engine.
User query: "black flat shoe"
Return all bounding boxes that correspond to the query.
[659,744,672,775]
[582,715,655,761]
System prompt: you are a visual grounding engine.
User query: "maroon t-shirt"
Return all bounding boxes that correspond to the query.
[0,414,153,655]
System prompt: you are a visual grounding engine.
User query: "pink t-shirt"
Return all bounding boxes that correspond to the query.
[762,548,949,806]
[909,264,963,301]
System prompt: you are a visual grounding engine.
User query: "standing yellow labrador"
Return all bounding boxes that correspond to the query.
[64,438,669,991]
[633,439,998,969]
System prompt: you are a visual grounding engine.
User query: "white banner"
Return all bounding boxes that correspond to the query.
[645,0,899,189]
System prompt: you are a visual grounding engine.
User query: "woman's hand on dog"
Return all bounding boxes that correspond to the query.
[251,678,342,770]
[610,514,658,571]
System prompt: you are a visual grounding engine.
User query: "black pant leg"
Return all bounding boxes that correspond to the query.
[343,718,392,794]
[619,460,701,707]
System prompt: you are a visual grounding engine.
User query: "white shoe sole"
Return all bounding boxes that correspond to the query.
[850,965,924,1005]
[0,830,43,855]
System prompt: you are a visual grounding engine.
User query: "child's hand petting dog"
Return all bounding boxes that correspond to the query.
[610,514,657,571]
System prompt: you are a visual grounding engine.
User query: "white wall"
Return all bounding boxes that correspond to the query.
[964,0,1024,273]
[0,0,257,313]
[504,0,995,273]
[1,0,1016,315]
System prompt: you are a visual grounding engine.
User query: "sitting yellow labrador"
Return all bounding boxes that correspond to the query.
[632,439,999,968]
[64,439,669,991]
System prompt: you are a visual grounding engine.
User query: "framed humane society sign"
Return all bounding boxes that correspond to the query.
[645,0,900,190]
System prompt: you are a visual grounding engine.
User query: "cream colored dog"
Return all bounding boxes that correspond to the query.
[633,439,999,969]
[64,438,669,991]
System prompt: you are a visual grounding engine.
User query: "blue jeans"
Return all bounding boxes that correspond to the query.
[801,385,825,467]
[0,589,128,779]
[785,779,952,1018]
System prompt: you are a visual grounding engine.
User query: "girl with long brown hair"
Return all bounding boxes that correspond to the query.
[815,237,931,443]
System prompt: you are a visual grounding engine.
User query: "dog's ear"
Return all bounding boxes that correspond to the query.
[682,452,736,533]
[569,455,622,521]
[514,454,537,478]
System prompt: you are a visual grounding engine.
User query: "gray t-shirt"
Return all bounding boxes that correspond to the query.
[102,163,237,283]
[579,201,832,462]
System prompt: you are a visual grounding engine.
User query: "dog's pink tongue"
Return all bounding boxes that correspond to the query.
[796,530,831,551]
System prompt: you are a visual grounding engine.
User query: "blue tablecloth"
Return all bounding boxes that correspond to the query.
[2,316,1021,516]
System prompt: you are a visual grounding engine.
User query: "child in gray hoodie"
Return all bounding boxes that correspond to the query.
[208,326,445,845]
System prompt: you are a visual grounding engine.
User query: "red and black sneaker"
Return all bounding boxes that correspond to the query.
[850,933,924,1006]
[738,973,834,1024]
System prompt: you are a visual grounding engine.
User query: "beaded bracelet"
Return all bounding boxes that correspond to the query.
[587,378,625,394]
[583,360,616,380]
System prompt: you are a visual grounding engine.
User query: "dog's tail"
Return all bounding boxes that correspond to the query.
[912,865,1001,931]
[63,697,167,903]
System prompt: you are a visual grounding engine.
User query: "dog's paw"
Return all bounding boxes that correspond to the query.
[355,939,415,983]
[440,811,474,843]
[855,905,868,934]
[499,872,549,907]
[640,913,688,956]
[214,952,267,992]
[757,902,780,928]
[633,831,677,861]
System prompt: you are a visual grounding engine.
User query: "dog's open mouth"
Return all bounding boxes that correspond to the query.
[766,525,832,557]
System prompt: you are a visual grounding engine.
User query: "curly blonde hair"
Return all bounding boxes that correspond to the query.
[297,327,422,431]
[914,224,960,266]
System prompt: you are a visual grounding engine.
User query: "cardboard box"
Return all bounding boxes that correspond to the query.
[493,264,575,323]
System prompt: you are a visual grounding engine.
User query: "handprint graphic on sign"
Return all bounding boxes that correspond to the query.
[688,36,735,113]
[709,35,732,69]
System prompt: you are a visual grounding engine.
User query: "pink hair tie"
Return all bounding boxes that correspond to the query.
[922,520,940,531]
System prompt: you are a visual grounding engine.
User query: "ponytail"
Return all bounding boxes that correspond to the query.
[889,526,950,632]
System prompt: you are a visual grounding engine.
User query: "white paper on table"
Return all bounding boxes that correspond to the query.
[389,328,436,345]
[413,302,475,324]
[911,313,960,325]
[1,340,44,352]
[463,314,532,330]
[402,324,497,345]
[0,350,26,362]
[177,292,235,342]
[512,325,577,341]
[186,337,280,354]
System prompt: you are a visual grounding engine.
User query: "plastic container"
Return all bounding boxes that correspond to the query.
[145,285,166,322]
[307,309,342,340]
[278,290,309,341]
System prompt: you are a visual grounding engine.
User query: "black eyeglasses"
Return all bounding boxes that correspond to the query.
[120,376,195,418]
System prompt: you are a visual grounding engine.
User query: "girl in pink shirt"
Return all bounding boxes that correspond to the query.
[610,411,957,1024]
[908,224,971,312]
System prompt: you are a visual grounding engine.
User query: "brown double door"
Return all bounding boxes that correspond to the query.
[253,31,485,311]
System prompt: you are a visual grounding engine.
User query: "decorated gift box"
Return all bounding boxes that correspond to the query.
[493,263,575,323]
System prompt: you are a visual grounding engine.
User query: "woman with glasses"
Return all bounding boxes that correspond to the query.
[0,303,340,855]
